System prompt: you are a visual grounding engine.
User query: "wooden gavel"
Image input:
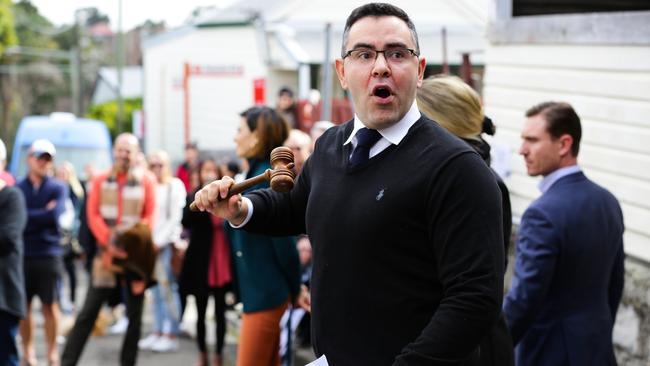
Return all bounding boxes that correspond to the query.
[189,146,295,211]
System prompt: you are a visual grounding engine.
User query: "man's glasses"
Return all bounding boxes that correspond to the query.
[342,47,419,65]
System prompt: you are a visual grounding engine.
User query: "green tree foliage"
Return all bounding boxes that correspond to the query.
[86,97,142,139]
[0,0,18,145]
[13,1,67,118]
[14,0,57,49]
[0,0,17,56]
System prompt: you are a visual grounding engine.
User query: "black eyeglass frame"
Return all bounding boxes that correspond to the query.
[342,47,420,61]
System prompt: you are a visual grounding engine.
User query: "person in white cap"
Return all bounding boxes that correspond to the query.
[0,138,15,186]
[16,139,68,366]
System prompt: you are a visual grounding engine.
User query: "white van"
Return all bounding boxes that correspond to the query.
[9,112,112,181]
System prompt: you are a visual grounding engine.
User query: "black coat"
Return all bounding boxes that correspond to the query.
[0,186,28,318]
[465,137,514,366]
[179,192,213,296]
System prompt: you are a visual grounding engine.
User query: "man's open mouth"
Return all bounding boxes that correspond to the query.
[373,86,392,98]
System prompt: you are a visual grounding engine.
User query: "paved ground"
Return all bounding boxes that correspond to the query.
[25,266,316,365]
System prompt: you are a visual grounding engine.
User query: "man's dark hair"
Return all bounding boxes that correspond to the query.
[278,87,294,98]
[526,101,582,156]
[341,3,419,57]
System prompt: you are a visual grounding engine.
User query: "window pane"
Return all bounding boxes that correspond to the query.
[513,0,650,17]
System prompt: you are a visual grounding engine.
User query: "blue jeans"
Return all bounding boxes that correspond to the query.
[152,246,181,334]
[0,310,20,366]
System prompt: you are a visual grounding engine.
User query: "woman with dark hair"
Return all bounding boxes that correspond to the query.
[229,106,301,366]
[179,158,232,366]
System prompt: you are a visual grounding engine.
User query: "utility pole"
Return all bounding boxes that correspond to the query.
[73,9,84,115]
[70,47,80,116]
[441,27,449,74]
[320,23,332,122]
[116,0,124,134]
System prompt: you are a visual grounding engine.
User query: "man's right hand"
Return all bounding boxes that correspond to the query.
[193,176,248,226]
[107,243,128,260]
[101,242,128,271]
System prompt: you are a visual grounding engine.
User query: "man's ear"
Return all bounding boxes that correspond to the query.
[558,134,574,157]
[335,59,348,90]
[416,56,426,87]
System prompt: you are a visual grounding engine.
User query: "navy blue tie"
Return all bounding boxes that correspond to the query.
[349,128,382,168]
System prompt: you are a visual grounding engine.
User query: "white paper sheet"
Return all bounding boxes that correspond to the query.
[305,355,329,366]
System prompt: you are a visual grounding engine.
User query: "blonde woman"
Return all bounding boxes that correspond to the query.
[139,150,186,352]
[417,74,511,259]
[55,162,85,314]
[417,74,514,365]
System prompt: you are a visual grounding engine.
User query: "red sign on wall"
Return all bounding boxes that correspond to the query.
[253,78,266,105]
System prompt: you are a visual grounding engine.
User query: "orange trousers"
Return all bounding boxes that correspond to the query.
[236,302,288,366]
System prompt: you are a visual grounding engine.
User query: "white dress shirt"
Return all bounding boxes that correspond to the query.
[344,101,421,158]
[538,165,582,194]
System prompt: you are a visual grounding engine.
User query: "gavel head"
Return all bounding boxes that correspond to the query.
[269,146,296,193]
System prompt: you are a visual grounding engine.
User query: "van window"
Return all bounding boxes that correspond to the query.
[16,146,111,181]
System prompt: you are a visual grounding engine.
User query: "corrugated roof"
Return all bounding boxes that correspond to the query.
[143,0,489,64]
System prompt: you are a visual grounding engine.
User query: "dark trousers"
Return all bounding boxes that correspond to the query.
[0,310,19,366]
[63,251,77,304]
[195,287,228,355]
[61,284,144,366]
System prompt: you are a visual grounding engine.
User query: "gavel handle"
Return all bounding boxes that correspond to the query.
[189,169,271,211]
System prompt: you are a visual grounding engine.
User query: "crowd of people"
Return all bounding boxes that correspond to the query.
[0,2,626,366]
[0,106,324,366]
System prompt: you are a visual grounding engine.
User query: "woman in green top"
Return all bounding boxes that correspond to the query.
[229,106,301,366]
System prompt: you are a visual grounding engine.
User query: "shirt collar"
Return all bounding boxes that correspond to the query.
[344,101,421,146]
[538,165,582,193]
[27,174,48,188]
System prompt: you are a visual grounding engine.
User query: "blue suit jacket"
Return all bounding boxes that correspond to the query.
[504,172,624,366]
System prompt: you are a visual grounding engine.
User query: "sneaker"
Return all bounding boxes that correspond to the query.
[138,334,160,350]
[108,317,129,335]
[60,302,75,316]
[151,336,179,353]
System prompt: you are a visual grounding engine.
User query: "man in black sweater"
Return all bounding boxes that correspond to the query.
[194,3,507,365]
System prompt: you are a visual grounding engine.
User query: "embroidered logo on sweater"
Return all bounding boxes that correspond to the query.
[376,188,385,201]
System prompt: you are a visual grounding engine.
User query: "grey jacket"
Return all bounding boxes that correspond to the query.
[0,185,27,318]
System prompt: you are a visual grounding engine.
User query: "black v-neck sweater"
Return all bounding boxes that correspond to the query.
[246,116,505,365]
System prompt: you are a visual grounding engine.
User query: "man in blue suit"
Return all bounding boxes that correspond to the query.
[504,102,625,365]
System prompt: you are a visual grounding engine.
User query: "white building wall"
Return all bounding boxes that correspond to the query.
[483,43,650,261]
[143,26,267,164]
[266,69,299,108]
